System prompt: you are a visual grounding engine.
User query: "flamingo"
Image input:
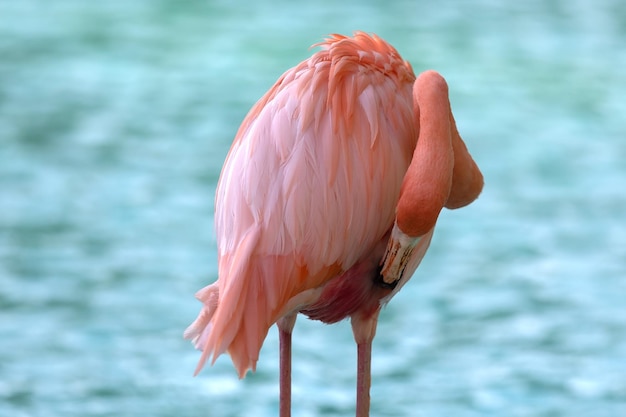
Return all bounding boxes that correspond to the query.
[185,32,483,417]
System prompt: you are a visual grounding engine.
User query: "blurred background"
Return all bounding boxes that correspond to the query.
[1,0,625,416]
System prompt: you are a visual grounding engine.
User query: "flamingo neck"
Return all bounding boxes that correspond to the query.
[395,71,454,238]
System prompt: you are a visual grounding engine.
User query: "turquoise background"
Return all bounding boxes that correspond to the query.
[1,1,625,416]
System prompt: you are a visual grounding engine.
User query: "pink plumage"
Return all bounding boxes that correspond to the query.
[185,32,483,417]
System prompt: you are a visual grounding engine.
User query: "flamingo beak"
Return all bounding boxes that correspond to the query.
[379,234,418,288]
[378,223,434,292]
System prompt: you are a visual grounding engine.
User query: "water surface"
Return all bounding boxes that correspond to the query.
[1,1,625,416]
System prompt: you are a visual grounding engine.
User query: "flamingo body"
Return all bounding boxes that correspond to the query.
[185,32,483,416]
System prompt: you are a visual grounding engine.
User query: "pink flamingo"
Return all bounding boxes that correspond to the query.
[185,32,483,417]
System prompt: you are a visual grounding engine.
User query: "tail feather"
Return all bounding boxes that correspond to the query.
[184,232,272,378]
[184,248,340,378]
[183,283,220,375]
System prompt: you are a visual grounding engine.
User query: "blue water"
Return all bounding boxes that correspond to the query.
[1,1,625,416]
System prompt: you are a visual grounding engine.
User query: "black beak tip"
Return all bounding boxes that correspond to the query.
[374,266,398,290]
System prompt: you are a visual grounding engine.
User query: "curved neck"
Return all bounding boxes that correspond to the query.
[395,70,454,237]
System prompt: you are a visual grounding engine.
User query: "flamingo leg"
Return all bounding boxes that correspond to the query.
[352,309,380,417]
[278,313,297,417]
[356,338,373,417]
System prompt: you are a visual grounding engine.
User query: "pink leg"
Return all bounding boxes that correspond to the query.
[356,339,372,417]
[277,314,297,417]
[351,309,380,417]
